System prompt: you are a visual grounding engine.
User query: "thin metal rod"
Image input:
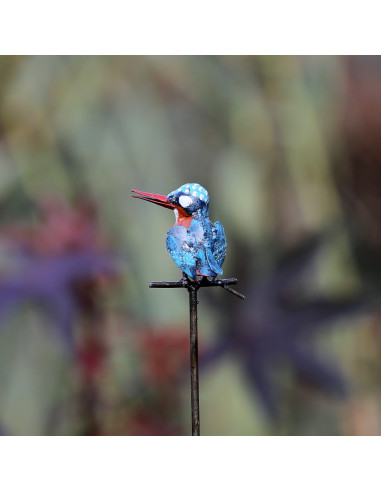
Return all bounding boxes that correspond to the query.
[149,277,245,300]
[188,284,200,436]
[148,275,244,436]
[149,278,239,288]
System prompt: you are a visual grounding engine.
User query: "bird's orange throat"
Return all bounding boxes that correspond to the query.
[173,207,193,228]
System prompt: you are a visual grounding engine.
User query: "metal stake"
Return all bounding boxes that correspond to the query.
[188,282,200,435]
[149,275,244,435]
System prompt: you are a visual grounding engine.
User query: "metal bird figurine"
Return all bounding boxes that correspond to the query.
[132,183,243,436]
[132,183,226,280]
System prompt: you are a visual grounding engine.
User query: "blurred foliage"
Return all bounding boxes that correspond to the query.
[0,55,380,435]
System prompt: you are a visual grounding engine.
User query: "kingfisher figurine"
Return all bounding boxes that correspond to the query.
[132,183,226,280]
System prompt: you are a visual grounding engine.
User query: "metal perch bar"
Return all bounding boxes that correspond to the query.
[149,277,245,300]
[149,276,245,435]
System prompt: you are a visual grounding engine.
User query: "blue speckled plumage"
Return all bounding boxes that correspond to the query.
[166,217,226,280]
[132,183,226,280]
[166,184,226,280]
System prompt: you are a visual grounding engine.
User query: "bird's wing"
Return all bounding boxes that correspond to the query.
[211,221,226,268]
[166,226,197,279]
[205,247,223,276]
[190,218,223,277]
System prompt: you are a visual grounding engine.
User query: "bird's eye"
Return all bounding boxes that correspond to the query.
[179,195,193,209]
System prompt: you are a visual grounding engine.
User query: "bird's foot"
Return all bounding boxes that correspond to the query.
[180,272,192,287]
[198,276,210,287]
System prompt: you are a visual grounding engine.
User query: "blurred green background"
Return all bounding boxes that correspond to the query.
[0,55,380,435]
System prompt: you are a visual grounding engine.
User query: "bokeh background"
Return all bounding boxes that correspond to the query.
[0,55,380,435]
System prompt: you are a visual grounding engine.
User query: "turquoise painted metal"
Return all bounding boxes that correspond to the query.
[132,183,226,280]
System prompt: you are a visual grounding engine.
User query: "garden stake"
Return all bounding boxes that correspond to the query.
[133,183,245,435]
[149,276,244,435]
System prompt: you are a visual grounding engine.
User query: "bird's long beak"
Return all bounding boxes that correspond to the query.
[131,189,175,210]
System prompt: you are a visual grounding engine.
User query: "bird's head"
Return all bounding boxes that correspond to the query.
[167,183,209,218]
[132,183,209,224]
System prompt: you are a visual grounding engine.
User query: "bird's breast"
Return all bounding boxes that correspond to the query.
[172,207,193,228]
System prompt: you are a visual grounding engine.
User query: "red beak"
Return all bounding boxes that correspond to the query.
[131,189,175,210]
